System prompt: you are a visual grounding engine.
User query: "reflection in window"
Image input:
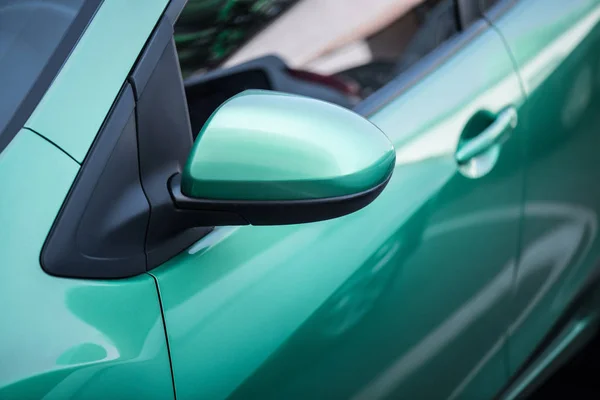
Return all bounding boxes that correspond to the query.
[479,0,501,13]
[176,0,459,102]
[0,0,86,137]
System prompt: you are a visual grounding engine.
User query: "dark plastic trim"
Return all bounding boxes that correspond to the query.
[456,0,483,29]
[479,0,518,22]
[0,0,103,155]
[496,266,600,399]
[354,17,488,117]
[41,4,213,279]
[132,28,213,269]
[129,17,174,98]
[41,84,151,279]
[168,173,392,226]
[165,0,189,24]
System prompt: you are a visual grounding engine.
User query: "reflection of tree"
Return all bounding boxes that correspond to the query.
[175,0,300,74]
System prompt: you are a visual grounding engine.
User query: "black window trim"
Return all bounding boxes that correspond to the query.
[354,14,488,117]
[42,4,209,280]
[0,0,104,156]
[480,0,519,21]
[355,0,520,117]
[165,0,189,25]
[456,0,483,29]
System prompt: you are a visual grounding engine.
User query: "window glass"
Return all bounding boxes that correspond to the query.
[479,0,501,12]
[0,0,88,138]
[176,0,459,102]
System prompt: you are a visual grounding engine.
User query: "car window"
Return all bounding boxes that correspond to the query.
[175,0,460,99]
[479,0,501,12]
[0,0,90,143]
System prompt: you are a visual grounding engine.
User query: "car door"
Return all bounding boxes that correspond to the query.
[153,0,526,399]
[482,0,600,377]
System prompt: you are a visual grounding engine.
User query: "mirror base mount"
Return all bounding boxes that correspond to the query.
[168,173,392,226]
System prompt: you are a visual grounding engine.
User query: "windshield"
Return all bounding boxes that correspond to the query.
[0,0,90,144]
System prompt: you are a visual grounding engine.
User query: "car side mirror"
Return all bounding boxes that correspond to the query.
[169,90,395,225]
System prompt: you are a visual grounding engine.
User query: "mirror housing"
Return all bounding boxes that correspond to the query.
[170,90,395,225]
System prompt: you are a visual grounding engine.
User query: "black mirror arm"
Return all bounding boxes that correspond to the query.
[168,172,391,226]
[168,173,250,226]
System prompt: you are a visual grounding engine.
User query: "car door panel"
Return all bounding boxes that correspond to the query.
[153,16,526,399]
[485,0,600,375]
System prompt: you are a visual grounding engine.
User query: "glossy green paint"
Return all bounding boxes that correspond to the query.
[504,316,598,399]
[488,0,600,380]
[5,0,596,398]
[25,0,170,163]
[0,130,174,399]
[182,90,395,201]
[153,20,527,399]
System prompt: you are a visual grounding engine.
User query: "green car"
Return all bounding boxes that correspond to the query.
[2,0,600,398]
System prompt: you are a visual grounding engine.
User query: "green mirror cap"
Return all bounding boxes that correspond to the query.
[181,90,395,202]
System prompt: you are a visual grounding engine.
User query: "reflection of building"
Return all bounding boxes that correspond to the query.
[225,0,426,73]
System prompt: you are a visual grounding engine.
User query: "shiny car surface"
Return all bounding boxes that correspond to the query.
[1,0,600,399]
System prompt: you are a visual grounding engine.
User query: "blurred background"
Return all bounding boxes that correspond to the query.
[174,0,457,98]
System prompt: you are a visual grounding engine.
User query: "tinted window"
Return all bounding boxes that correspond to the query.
[479,0,501,12]
[0,0,89,140]
[176,0,459,99]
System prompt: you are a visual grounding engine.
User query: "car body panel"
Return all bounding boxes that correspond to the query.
[152,20,526,400]
[4,0,598,398]
[502,315,599,399]
[0,129,173,399]
[487,0,600,376]
[25,0,170,163]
